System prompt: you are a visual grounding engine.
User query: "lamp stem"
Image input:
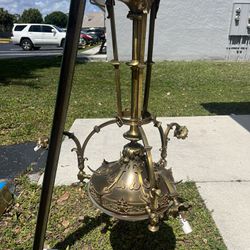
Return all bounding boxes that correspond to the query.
[143,0,160,116]
[107,0,123,116]
[124,12,147,141]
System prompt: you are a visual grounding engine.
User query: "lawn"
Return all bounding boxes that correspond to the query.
[1,57,249,249]
[0,175,226,250]
[0,57,250,145]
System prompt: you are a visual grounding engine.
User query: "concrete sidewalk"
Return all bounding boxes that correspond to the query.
[78,45,107,62]
[39,115,250,250]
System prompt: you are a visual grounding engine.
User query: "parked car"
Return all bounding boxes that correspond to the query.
[79,31,94,46]
[11,23,66,51]
[82,27,105,42]
[79,31,99,46]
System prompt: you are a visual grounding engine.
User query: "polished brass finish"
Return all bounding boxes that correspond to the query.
[88,142,176,221]
[64,0,191,233]
[119,0,154,13]
[124,11,147,141]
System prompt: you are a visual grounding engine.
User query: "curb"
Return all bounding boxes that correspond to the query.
[0,39,10,44]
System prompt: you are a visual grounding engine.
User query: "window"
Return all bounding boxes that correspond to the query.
[14,25,27,31]
[29,25,41,32]
[54,26,64,32]
[42,25,53,33]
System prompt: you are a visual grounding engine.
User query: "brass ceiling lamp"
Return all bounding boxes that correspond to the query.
[63,0,192,233]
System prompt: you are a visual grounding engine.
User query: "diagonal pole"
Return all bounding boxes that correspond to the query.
[33,0,86,249]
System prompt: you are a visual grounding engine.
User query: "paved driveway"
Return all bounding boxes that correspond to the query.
[0,43,63,59]
[0,142,47,179]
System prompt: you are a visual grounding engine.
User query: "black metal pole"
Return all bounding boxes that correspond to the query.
[33,0,86,249]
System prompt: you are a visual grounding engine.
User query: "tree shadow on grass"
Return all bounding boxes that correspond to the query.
[110,220,176,250]
[53,214,176,250]
[201,102,250,115]
[0,56,87,89]
[53,214,111,250]
[0,57,62,88]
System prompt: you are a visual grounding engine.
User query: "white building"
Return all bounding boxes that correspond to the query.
[105,1,250,61]
[82,12,105,28]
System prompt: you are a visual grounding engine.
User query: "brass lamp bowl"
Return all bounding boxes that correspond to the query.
[88,143,174,222]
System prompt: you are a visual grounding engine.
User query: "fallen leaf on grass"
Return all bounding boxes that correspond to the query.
[78,216,85,222]
[14,227,21,234]
[62,220,70,228]
[83,244,92,250]
[202,238,208,244]
[56,192,70,205]
[64,228,71,234]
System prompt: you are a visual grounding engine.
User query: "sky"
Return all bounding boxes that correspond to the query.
[0,0,102,16]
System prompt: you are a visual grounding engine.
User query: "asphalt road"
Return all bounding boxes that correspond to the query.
[0,142,47,179]
[0,43,63,59]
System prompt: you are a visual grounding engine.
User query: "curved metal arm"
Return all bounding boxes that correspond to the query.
[152,118,167,166]
[63,131,91,182]
[63,131,84,170]
[151,119,188,167]
[64,118,123,183]
[138,125,163,232]
[81,118,121,162]
[138,126,156,189]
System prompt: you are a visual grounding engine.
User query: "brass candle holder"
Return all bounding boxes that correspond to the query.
[64,0,191,233]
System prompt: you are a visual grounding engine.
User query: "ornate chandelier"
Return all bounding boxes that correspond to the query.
[63,0,192,233]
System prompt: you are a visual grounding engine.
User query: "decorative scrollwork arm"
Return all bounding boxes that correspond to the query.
[165,123,188,140]
[63,131,91,183]
[63,117,123,184]
[152,118,188,168]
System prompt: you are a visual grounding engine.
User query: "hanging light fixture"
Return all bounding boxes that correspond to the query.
[63,0,192,233]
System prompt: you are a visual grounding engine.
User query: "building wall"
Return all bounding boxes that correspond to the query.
[106,0,250,61]
[83,12,105,28]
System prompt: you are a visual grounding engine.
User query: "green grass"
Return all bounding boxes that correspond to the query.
[0,58,250,145]
[0,176,226,250]
[0,58,239,249]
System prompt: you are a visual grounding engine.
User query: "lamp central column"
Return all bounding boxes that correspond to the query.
[124,12,147,141]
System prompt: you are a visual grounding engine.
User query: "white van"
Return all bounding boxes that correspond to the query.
[11,23,66,51]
